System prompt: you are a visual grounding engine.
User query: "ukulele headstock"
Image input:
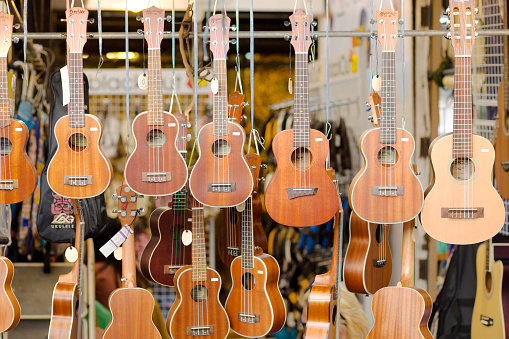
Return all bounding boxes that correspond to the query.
[246,153,262,193]
[447,0,477,56]
[209,14,231,60]
[376,9,399,52]
[289,9,312,54]
[143,6,166,49]
[65,7,89,53]
[114,185,143,227]
[228,91,246,124]
[173,112,189,153]
[368,93,382,127]
[0,12,13,57]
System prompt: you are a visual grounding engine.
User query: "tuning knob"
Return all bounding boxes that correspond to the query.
[284,35,290,41]
[112,209,121,214]
[137,29,144,35]
[112,194,118,200]
[87,34,94,38]
[12,37,19,43]
[230,39,237,45]
[13,24,20,29]
[187,122,192,128]
[284,20,291,26]
[311,20,317,27]
[166,15,172,22]
[231,25,237,31]
[258,178,266,183]
[88,18,95,24]
[260,164,267,169]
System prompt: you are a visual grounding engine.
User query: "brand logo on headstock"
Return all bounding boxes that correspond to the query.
[69,8,86,17]
[379,11,397,17]
[294,14,308,20]
[145,9,162,15]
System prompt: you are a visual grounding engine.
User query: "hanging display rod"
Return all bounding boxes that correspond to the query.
[11,29,509,40]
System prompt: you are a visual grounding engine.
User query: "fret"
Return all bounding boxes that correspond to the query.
[213,59,228,136]
[293,53,310,147]
[192,203,207,281]
[380,51,396,144]
[68,52,85,128]
[147,49,164,126]
[241,196,254,270]
[0,57,10,128]
[452,56,473,158]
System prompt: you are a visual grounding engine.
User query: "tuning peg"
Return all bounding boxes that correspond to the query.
[112,194,118,200]
[475,32,479,37]
[260,164,267,169]
[311,20,317,27]
[136,16,142,21]
[445,7,450,15]
[312,34,318,41]
[13,24,20,30]
[258,178,266,183]
[244,102,250,107]
[445,32,451,40]
[398,19,404,25]
[163,31,172,34]
[61,33,67,37]
[187,133,192,140]
[60,18,67,22]
[251,165,257,170]
[112,209,121,214]
[230,39,237,45]
[475,20,479,26]
[12,37,19,43]
[88,18,95,24]
[365,101,370,108]
[87,34,94,38]
[474,8,479,14]
[166,15,172,22]
[137,208,145,214]
[284,20,291,27]
[187,122,192,128]
[137,29,144,35]
[284,35,290,41]
[231,25,237,31]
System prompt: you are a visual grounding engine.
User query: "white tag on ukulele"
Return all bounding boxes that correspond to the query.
[182,230,192,246]
[211,78,219,94]
[60,66,70,106]
[65,246,79,263]
[138,73,148,90]
[372,74,382,92]
[99,225,134,258]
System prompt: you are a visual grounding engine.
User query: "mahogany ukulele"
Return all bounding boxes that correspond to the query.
[420,0,505,244]
[349,8,423,224]
[166,192,230,338]
[366,218,433,338]
[265,9,339,227]
[103,186,162,339]
[225,153,286,337]
[0,253,20,333]
[124,5,188,197]
[471,239,505,338]
[47,7,112,199]
[189,14,253,208]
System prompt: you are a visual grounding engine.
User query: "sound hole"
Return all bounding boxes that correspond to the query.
[191,284,208,302]
[377,146,397,166]
[450,158,475,181]
[242,272,255,290]
[485,271,493,294]
[291,147,313,169]
[171,224,183,241]
[147,129,166,148]
[212,139,231,157]
[375,225,383,244]
[0,138,12,155]
[68,133,88,152]
[228,208,238,225]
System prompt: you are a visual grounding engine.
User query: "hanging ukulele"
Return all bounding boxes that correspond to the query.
[420,0,505,244]
[124,5,188,197]
[47,7,112,199]
[265,9,339,227]
[0,11,37,204]
[0,243,20,334]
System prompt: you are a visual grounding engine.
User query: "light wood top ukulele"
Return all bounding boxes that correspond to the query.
[0,251,20,333]
[103,185,162,339]
[349,8,423,224]
[47,7,112,199]
[0,11,37,204]
[189,14,253,208]
[265,9,339,227]
[124,5,188,197]
[420,0,505,244]
[471,239,505,338]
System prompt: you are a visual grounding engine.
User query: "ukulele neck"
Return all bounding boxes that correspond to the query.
[148,48,164,126]
[241,196,254,269]
[192,201,207,282]
[380,51,396,144]
[400,219,415,288]
[0,57,10,128]
[452,56,473,158]
[69,52,85,128]
[121,229,137,288]
[485,238,492,273]
[213,59,228,136]
[293,52,310,147]
[67,199,84,285]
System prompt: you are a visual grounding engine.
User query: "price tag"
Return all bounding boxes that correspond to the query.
[60,66,70,106]
[182,230,192,246]
[372,74,382,92]
[65,246,79,263]
[99,225,134,258]
[211,78,219,94]
[138,73,148,90]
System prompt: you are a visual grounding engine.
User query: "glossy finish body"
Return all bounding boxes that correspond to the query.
[265,129,339,227]
[48,282,79,339]
[0,256,20,332]
[495,80,509,199]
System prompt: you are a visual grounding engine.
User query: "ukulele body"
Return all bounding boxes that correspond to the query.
[265,129,339,227]
[0,256,20,332]
[48,281,79,339]
[471,242,505,338]
[225,254,286,337]
[189,122,253,207]
[125,111,188,196]
[367,285,433,339]
[140,206,192,286]
[0,119,37,204]
[305,284,337,339]
[349,127,423,224]
[495,80,509,199]
[344,212,392,295]
[47,115,112,199]
[167,266,230,339]
[103,288,162,339]
[421,134,505,244]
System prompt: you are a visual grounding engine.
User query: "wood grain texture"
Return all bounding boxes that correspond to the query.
[421,134,505,244]
[343,212,392,295]
[225,254,286,337]
[265,129,339,227]
[495,80,509,199]
[0,257,20,333]
[304,284,336,339]
[124,111,188,196]
[47,282,79,339]
[103,288,162,339]
[140,206,192,286]
[189,122,253,207]
[167,266,230,339]
[349,128,423,224]
[472,242,505,338]
[47,115,112,199]
[0,119,37,204]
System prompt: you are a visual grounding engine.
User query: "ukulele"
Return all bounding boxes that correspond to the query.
[166,191,230,338]
[103,186,162,339]
[471,238,505,338]
[0,253,20,333]
[225,152,286,337]
[140,114,192,286]
[265,9,339,227]
[124,5,188,197]
[304,169,341,339]
[48,199,85,339]
[47,7,112,199]
[349,8,423,224]
[343,212,392,295]
[228,91,247,125]
[0,12,37,205]
[420,0,505,244]
[189,14,253,208]
[366,218,433,338]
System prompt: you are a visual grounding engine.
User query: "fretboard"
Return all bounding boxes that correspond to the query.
[485,238,492,273]
[191,202,207,282]
[453,56,473,158]
[380,51,396,144]
[504,34,509,111]
[241,196,254,269]
[0,57,10,128]
[293,53,310,147]
[172,189,187,214]
[213,59,228,136]
[148,48,164,126]
[69,52,85,128]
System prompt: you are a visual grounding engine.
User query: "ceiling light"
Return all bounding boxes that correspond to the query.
[106,52,139,60]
